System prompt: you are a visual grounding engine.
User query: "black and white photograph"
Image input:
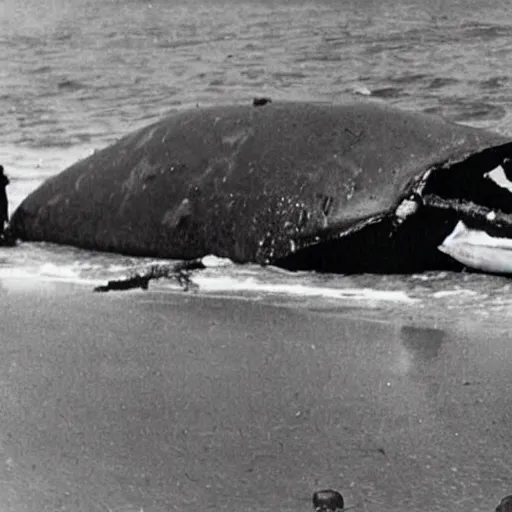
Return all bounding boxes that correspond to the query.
[1,0,512,510]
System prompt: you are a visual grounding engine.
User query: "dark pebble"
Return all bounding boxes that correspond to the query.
[496,496,512,512]
[312,489,344,511]
[252,97,272,107]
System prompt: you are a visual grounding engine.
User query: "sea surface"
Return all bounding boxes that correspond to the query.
[2,0,512,320]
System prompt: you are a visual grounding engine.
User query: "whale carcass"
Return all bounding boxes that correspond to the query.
[10,100,512,274]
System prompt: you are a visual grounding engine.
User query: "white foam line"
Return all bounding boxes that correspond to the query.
[432,289,478,298]
[0,268,103,287]
[193,276,418,303]
[201,254,234,267]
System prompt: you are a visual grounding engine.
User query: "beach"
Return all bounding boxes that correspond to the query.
[0,280,510,512]
[3,0,512,509]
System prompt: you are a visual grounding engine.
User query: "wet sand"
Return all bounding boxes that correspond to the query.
[0,281,509,512]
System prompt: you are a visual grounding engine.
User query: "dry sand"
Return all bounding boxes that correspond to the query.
[0,280,509,512]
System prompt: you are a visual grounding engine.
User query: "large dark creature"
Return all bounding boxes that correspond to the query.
[10,100,512,274]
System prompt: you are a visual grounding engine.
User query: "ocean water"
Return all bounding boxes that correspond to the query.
[2,0,512,318]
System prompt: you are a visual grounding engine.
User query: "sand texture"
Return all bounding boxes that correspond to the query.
[0,283,509,512]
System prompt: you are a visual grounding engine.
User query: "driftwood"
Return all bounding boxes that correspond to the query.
[93,259,205,293]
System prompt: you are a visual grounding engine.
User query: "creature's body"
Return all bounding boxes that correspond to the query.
[10,100,512,275]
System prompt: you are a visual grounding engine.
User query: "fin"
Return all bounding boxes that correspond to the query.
[439,220,512,273]
[439,219,469,246]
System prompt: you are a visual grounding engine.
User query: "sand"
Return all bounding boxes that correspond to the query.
[0,280,509,512]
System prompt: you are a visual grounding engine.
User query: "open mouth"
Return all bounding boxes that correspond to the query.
[416,142,512,274]
[276,142,512,275]
[418,142,512,236]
